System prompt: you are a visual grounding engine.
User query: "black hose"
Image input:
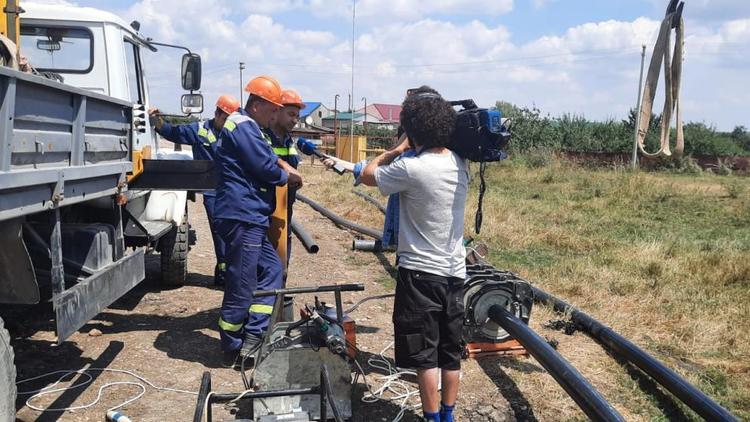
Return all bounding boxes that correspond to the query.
[488,305,626,422]
[352,189,386,214]
[532,287,738,422]
[290,218,319,253]
[351,239,396,252]
[296,193,382,240]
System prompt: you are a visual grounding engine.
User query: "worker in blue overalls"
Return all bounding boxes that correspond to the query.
[265,89,304,263]
[148,95,241,287]
[213,76,303,365]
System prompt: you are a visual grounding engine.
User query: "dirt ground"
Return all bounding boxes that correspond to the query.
[9,167,606,422]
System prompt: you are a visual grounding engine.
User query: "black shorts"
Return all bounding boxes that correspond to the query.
[392,267,464,370]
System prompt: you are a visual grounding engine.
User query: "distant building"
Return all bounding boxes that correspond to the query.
[356,103,402,129]
[298,102,333,128]
[321,111,380,131]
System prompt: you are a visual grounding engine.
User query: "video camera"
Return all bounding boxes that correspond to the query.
[448,99,511,162]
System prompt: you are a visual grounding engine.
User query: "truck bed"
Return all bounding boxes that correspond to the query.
[0,65,133,222]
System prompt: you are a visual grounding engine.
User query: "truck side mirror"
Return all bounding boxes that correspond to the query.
[181,93,203,115]
[181,53,202,91]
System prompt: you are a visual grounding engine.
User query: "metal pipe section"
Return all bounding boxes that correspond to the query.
[290,218,319,253]
[351,239,395,252]
[532,287,738,422]
[296,193,382,240]
[352,189,386,214]
[488,305,626,422]
[253,283,365,298]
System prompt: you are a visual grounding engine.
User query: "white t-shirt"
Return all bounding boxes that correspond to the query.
[374,149,470,278]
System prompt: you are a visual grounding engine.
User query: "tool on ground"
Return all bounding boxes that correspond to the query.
[201,284,363,421]
[296,138,347,175]
[637,0,685,157]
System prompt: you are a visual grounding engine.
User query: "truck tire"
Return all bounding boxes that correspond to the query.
[0,317,16,422]
[160,220,189,286]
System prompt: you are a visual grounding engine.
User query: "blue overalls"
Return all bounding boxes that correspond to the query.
[352,149,417,247]
[214,110,288,352]
[156,120,226,283]
[265,130,299,262]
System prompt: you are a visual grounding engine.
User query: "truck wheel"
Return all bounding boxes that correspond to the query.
[0,317,16,422]
[160,219,189,286]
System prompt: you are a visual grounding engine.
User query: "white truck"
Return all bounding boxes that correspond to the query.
[0,2,210,418]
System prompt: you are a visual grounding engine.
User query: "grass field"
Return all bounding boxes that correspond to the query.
[300,156,750,420]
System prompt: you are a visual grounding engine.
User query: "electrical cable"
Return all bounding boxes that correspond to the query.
[345,293,395,314]
[16,368,197,413]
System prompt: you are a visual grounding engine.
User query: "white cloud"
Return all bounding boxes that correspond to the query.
[112,1,748,130]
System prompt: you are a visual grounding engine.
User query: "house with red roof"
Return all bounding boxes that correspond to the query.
[357,103,402,129]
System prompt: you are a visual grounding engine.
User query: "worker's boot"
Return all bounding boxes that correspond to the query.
[221,349,239,369]
[214,264,226,289]
[239,332,263,361]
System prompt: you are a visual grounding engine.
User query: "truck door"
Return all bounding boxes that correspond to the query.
[123,38,153,152]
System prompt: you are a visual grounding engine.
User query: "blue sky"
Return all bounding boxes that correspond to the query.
[33,0,750,130]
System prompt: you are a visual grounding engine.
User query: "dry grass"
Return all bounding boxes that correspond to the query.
[297,158,750,421]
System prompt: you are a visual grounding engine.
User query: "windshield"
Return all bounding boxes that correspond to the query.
[20,26,93,73]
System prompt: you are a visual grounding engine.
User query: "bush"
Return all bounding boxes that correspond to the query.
[651,155,703,175]
[723,180,745,199]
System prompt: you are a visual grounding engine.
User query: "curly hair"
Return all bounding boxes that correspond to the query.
[399,86,456,149]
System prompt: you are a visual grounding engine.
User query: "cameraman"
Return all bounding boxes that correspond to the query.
[360,87,469,422]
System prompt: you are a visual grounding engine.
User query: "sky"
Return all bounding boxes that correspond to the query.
[31,0,750,130]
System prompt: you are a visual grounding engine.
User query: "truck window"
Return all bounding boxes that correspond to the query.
[19,26,93,73]
[123,39,143,104]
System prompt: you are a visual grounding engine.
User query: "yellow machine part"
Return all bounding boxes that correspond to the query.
[127,146,152,183]
[268,185,289,274]
[1,1,21,46]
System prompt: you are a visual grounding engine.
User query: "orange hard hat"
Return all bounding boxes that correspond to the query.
[245,76,283,107]
[215,94,240,115]
[281,89,305,109]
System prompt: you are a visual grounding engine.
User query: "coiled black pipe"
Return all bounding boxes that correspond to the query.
[352,189,386,214]
[532,287,738,422]
[488,305,626,422]
[351,239,395,252]
[290,218,319,253]
[296,193,382,240]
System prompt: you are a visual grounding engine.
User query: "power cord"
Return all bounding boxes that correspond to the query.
[16,368,197,413]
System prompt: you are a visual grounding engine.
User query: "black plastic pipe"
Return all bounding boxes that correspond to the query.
[352,189,386,214]
[488,305,626,422]
[351,239,396,252]
[532,287,738,422]
[290,218,319,253]
[296,193,382,240]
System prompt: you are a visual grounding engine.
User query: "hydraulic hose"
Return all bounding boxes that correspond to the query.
[296,193,382,240]
[290,218,319,253]
[351,239,395,252]
[488,305,626,422]
[352,189,386,214]
[532,287,738,422]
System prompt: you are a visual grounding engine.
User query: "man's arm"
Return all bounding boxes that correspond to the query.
[359,137,410,187]
[148,108,196,145]
[277,158,303,189]
[234,125,288,186]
